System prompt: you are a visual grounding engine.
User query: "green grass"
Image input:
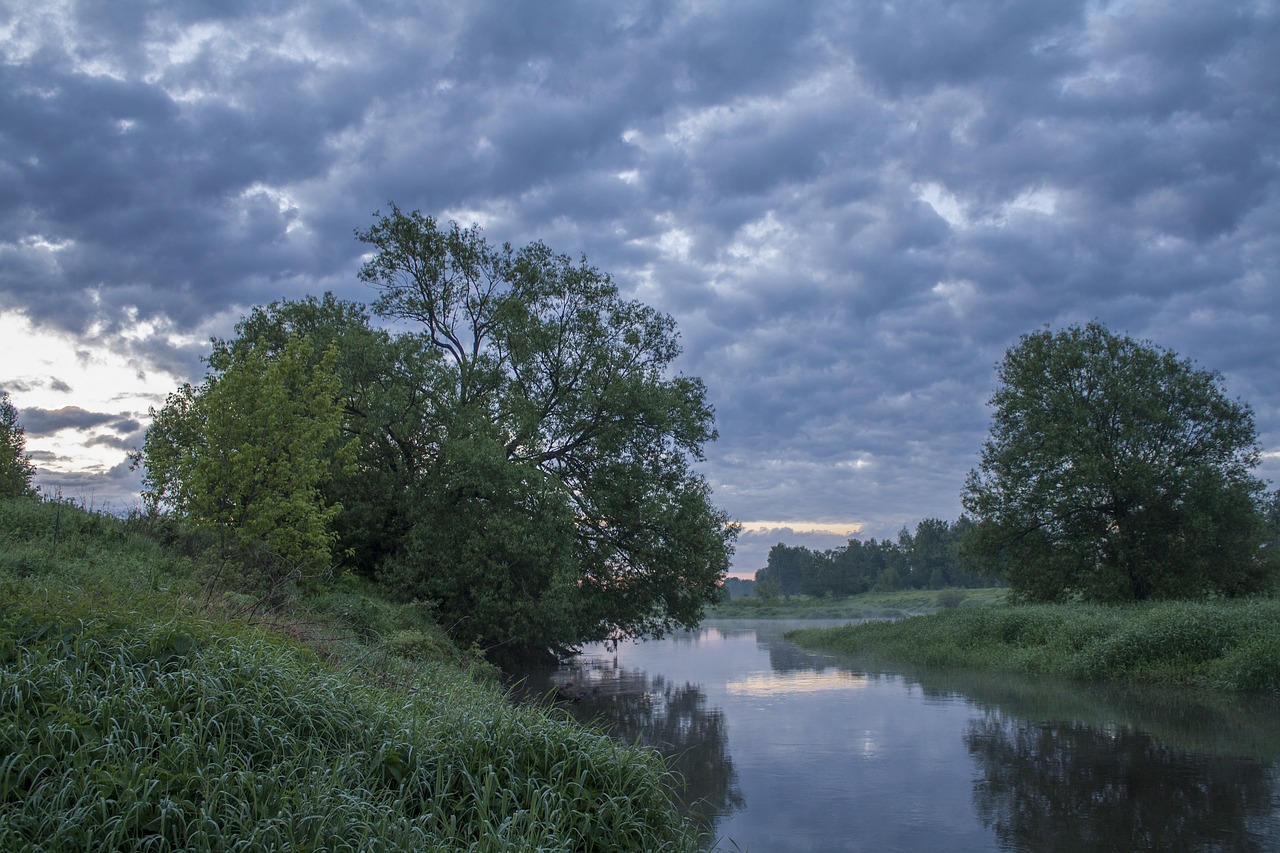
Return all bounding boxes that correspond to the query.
[788,598,1280,693]
[708,587,1008,619]
[0,497,702,852]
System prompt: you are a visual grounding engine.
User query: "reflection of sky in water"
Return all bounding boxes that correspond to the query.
[580,620,991,852]
[556,619,1280,853]
[725,670,868,695]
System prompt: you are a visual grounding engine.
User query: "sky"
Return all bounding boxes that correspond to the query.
[2,0,1278,576]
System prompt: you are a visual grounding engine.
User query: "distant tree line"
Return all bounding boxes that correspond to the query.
[753,517,987,598]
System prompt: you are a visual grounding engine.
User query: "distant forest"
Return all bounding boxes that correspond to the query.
[730,517,987,598]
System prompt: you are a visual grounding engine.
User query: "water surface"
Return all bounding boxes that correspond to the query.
[513,619,1280,852]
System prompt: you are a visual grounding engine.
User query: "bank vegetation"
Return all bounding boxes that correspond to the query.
[789,598,1280,693]
[709,587,1007,619]
[0,496,704,852]
[791,325,1279,695]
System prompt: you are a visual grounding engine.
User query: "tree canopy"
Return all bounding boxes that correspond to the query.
[139,333,351,587]
[140,208,736,661]
[206,294,436,573]
[354,206,736,657]
[0,391,37,498]
[961,322,1273,602]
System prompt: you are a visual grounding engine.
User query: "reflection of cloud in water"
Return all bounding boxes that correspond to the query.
[726,670,868,695]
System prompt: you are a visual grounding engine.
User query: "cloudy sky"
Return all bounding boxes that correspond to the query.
[2,0,1278,575]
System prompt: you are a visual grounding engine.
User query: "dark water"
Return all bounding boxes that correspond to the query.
[511,619,1280,853]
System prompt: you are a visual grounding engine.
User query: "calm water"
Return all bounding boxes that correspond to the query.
[512,619,1280,852]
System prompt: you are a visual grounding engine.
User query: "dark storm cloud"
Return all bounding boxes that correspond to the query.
[3,0,1278,567]
[86,426,145,451]
[18,406,134,435]
[1,376,73,394]
[32,460,145,515]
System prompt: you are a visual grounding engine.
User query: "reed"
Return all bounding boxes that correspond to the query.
[711,587,1007,619]
[789,598,1280,693]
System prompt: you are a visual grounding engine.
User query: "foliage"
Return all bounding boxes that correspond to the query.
[1264,488,1280,551]
[137,334,352,589]
[752,517,984,598]
[209,294,439,574]
[721,577,756,599]
[381,418,586,656]
[354,206,736,656]
[0,392,37,499]
[757,543,812,596]
[962,322,1273,602]
[137,209,734,659]
[709,587,1008,619]
[789,598,1280,692]
[0,497,703,852]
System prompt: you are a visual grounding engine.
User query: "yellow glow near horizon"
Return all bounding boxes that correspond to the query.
[737,521,863,536]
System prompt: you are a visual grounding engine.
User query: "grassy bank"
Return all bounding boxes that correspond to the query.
[0,497,702,852]
[708,587,1007,619]
[788,598,1280,693]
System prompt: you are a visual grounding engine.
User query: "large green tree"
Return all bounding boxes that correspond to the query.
[204,294,608,656]
[356,206,736,656]
[962,322,1273,602]
[139,334,352,587]
[0,391,37,498]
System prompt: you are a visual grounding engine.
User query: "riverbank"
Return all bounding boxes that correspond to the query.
[0,497,702,851]
[788,598,1280,692]
[708,586,1007,619]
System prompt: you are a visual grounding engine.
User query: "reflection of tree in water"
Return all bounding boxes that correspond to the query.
[967,712,1278,852]
[513,660,743,846]
[597,674,744,841]
[766,638,830,674]
[758,623,870,675]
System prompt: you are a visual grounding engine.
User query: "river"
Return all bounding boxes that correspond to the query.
[511,618,1280,852]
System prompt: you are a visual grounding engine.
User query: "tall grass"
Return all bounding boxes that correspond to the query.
[710,587,1007,620]
[0,498,702,852]
[788,598,1280,693]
